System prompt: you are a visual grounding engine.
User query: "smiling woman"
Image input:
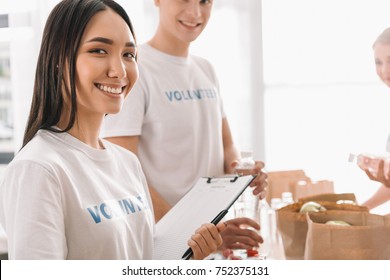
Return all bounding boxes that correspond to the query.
[0,0,225,260]
[0,0,151,260]
[68,8,138,132]
[20,0,138,149]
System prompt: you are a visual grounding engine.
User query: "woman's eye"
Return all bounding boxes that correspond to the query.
[124,52,136,59]
[89,49,106,54]
[200,0,211,4]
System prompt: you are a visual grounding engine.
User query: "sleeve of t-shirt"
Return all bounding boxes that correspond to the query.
[101,75,147,138]
[1,160,67,259]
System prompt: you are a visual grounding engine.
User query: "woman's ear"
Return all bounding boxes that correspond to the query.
[154,0,160,7]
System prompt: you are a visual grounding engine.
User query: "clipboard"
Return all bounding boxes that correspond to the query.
[152,174,256,260]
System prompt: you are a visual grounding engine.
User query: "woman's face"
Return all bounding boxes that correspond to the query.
[74,8,138,116]
[156,0,213,45]
[374,42,390,88]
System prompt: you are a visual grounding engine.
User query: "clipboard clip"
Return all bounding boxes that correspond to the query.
[206,175,239,183]
[230,176,239,182]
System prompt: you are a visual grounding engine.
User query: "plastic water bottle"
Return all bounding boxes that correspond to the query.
[267,198,286,260]
[235,151,255,176]
[349,152,390,177]
[279,192,294,208]
[258,199,271,258]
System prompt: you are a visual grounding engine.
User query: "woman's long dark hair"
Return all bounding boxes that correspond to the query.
[22,0,136,148]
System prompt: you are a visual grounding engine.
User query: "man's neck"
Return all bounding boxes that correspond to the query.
[148,29,190,57]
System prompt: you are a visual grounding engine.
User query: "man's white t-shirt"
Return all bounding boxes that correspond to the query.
[102,44,225,206]
[0,129,154,259]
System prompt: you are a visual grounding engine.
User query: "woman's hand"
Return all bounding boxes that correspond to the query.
[363,158,390,187]
[188,222,227,260]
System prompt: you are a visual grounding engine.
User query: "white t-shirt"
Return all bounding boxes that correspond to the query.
[0,129,154,259]
[102,44,225,205]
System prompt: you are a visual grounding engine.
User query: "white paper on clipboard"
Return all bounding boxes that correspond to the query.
[153,174,256,260]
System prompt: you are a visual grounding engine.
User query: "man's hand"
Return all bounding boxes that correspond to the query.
[231,160,268,199]
[219,217,263,250]
[249,161,268,199]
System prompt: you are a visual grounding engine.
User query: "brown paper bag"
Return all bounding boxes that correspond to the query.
[298,193,357,204]
[305,210,390,259]
[276,201,368,260]
[292,180,334,201]
[267,170,310,204]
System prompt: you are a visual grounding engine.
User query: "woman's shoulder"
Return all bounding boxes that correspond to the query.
[12,130,70,170]
[16,130,56,157]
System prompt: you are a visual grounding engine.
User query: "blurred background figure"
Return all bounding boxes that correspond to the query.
[358,27,390,212]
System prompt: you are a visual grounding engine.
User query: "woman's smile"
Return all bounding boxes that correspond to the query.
[95,83,126,95]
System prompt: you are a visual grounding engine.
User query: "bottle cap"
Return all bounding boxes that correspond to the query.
[281,192,294,203]
[270,198,282,209]
[240,151,253,158]
[281,192,292,199]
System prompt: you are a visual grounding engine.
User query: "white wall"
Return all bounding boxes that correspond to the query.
[262,0,390,214]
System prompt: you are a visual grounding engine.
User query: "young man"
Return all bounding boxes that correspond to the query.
[102,0,267,250]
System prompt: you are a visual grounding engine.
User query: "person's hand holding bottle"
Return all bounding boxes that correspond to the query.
[357,154,390,187]
[231,151,268,199]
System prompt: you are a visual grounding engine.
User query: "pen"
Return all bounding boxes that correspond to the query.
[181,209,228,260]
